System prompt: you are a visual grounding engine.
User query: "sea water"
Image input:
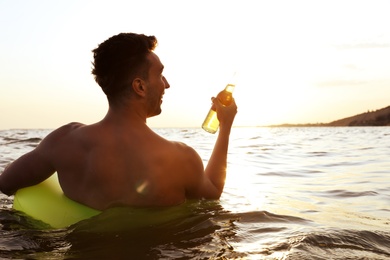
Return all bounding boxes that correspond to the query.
[0,127,389,259]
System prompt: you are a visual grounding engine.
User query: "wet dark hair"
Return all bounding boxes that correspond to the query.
[91,33,157,103]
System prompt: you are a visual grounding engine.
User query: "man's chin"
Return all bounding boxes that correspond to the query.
[147,110,162,118]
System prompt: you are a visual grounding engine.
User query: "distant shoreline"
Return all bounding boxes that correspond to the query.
[266,124,389,127]
[268,105,390,127]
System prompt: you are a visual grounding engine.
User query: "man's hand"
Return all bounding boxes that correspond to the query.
[212,97,237,131]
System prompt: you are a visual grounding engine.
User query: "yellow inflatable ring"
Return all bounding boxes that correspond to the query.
[13,173,101,228]
[13,174,215,230]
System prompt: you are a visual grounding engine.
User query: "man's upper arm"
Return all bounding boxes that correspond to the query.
[0,146,55,195]
[0,147,54,195]
[0,124,78,195]
[180,144,221,200]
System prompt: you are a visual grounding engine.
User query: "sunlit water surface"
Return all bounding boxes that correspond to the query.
[0,127,389,259]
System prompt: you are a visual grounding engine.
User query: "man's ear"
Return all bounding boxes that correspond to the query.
[132,78,146,97]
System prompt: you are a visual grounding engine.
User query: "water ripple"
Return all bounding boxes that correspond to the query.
[320,190,379,198]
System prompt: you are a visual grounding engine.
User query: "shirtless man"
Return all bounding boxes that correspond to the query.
[0,33,237,210]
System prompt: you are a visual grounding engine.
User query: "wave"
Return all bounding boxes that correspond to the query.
[2,137,42,146]
[284,229,390,259]
[320,189,379,198]
[1,202,389,259]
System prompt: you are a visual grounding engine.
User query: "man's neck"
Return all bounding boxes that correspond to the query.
[102,103,148,128]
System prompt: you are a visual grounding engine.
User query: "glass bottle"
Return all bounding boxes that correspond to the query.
[202,83,235,134]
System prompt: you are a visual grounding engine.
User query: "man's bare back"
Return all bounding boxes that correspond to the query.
[0,33,237,211]
[26,120,205,210]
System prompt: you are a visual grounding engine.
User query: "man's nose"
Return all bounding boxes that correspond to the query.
[163,76,170,89]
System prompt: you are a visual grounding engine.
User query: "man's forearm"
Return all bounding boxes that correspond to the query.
[0,151,54,196]
[204,127,231,194]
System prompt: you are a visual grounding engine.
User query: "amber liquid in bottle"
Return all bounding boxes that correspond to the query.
[202,83,235,134]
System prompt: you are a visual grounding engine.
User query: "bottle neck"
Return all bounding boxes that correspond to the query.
[224,83,235,93]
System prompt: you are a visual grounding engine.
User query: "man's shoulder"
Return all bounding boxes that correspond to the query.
[53,122,85,135]
[40,122,86,145]
[63,122,85,130]
[169,141,201,163]
[55,122,85,134]
[170,141,194,152]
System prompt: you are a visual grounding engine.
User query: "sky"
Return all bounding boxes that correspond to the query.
[1,0,389,129]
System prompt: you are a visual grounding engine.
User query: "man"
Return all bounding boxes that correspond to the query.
[0,33,237,210]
